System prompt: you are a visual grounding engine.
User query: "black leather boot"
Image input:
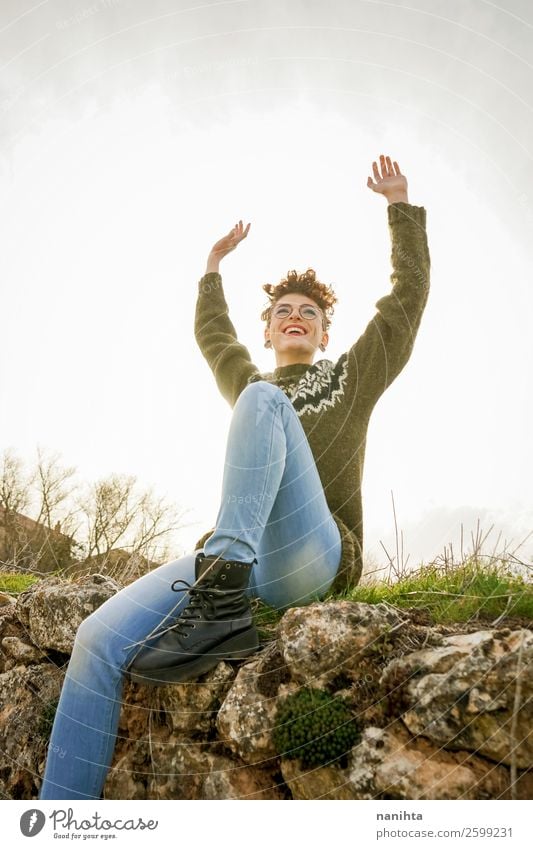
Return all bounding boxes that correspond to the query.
[126,551,259,686]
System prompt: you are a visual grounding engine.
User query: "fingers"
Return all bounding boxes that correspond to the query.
[229,220,251,240]
[381,154,402,175]
[380,154,394,176]
[372,156,392,181]
[368,155,402,186]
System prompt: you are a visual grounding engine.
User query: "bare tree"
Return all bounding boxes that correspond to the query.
[0,449,191,581]
[76,473,190,581]
[79,474,139,559]
[0,449,31,515]
[0,449,76,573]
[1,450,34,570]
[33,446,77,534]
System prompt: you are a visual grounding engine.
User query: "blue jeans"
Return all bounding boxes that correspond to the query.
[38,381,342,800]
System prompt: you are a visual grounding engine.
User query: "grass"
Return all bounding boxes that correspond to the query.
[341,555,533,624]
[2,520,532,630]
[250,550,532,637]
[0,572,43,594]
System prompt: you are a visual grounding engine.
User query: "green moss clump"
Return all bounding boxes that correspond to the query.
[272,687,360,768]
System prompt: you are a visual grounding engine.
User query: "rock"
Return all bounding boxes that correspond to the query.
[0,570,530,801]
[0,605,31,673]
[0,591,16,607]
[1,636,47,666]
[0,663,64,799]
[202,755,285,800]
[281,758,355,799]
[103,746,150,800]
[217,643,297,765]
[381,628,533,768]
[158,661,236,735]
[104,740,285,800]
[119,662,237,738]
[143,742,214,800]
[346,723,525,800]
[278,600,404,685]
[15,574,122,653]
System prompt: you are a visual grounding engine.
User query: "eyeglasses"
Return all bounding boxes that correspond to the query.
[272,303,323,321]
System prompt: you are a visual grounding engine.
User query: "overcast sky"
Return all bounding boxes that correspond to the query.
[1,0,532,571]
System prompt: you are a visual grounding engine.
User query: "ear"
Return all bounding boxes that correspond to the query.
[321,331,329,349]
[264,326,270,344]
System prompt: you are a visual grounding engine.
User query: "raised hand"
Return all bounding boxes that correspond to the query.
[367,155,409,204]
[209,219,251,261]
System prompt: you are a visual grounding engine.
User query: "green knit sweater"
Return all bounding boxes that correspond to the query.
[193,201,431,592]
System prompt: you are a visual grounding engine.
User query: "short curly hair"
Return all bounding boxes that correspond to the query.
[260,268,338,330]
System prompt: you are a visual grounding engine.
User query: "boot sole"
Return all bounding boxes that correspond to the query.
[127,627,259,687]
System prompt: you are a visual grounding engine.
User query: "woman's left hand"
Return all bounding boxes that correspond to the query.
[367,155,409,203]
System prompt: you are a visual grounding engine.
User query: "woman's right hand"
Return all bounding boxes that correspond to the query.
[208,220,251,264]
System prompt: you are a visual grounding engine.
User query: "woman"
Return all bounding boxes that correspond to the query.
[39,154,430,799]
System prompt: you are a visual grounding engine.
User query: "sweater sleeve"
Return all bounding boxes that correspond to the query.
[344,201,431,412]
[194,271,261,406]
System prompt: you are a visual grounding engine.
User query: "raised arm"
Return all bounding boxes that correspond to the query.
[195,220,260,406]
[345,156,431,411]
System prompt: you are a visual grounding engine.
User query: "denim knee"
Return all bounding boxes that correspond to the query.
[70,611,123,674]
[236,381,294,426]
[238,379,286,404]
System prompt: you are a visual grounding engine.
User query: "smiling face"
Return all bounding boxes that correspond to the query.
[264,292,329,367]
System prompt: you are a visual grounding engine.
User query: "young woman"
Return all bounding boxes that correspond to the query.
[38,154,430,799]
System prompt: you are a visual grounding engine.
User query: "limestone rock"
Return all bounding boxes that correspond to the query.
[144,743,215,800]
[381,628,533,768]
[202,755,285,800]
[347,723,523,800]
[0,663,64,799]
[15,574,122,653]
[156,662,236,735]
[0,591,16,607]
[217,643,297,765]
[281,758,355,799]
[119,662,236,739]
[0,604,31,673]
[104,740,285,800]
[278,600,404,685]
[2,636,47,666]
[0,571,530,802]
[103,747,150,800]
[104,740,207,800]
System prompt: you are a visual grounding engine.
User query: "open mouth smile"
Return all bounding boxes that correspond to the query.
[283,325,308,336]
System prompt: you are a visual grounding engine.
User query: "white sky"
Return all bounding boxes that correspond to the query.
[0,0,532,569]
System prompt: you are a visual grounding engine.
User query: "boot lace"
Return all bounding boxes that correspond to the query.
[122,539,252,655]
[167,578,233,638]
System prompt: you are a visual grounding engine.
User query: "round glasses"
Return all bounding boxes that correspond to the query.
[272,303,322,321]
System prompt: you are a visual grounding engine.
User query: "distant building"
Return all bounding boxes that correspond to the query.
[0,506,74,573]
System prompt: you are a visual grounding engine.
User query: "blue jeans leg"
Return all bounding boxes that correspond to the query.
[38,552,198,800]
[203,380,342,608]
[38,380,341,799]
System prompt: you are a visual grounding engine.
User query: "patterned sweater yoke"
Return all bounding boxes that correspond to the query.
[193,202,431,591]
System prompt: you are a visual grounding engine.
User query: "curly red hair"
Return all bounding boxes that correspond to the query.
[260,268,338,330]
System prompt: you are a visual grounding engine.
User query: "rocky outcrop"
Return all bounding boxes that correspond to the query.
[15,574,121,653]
[381,630,533,769]
[0,575,531,800]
